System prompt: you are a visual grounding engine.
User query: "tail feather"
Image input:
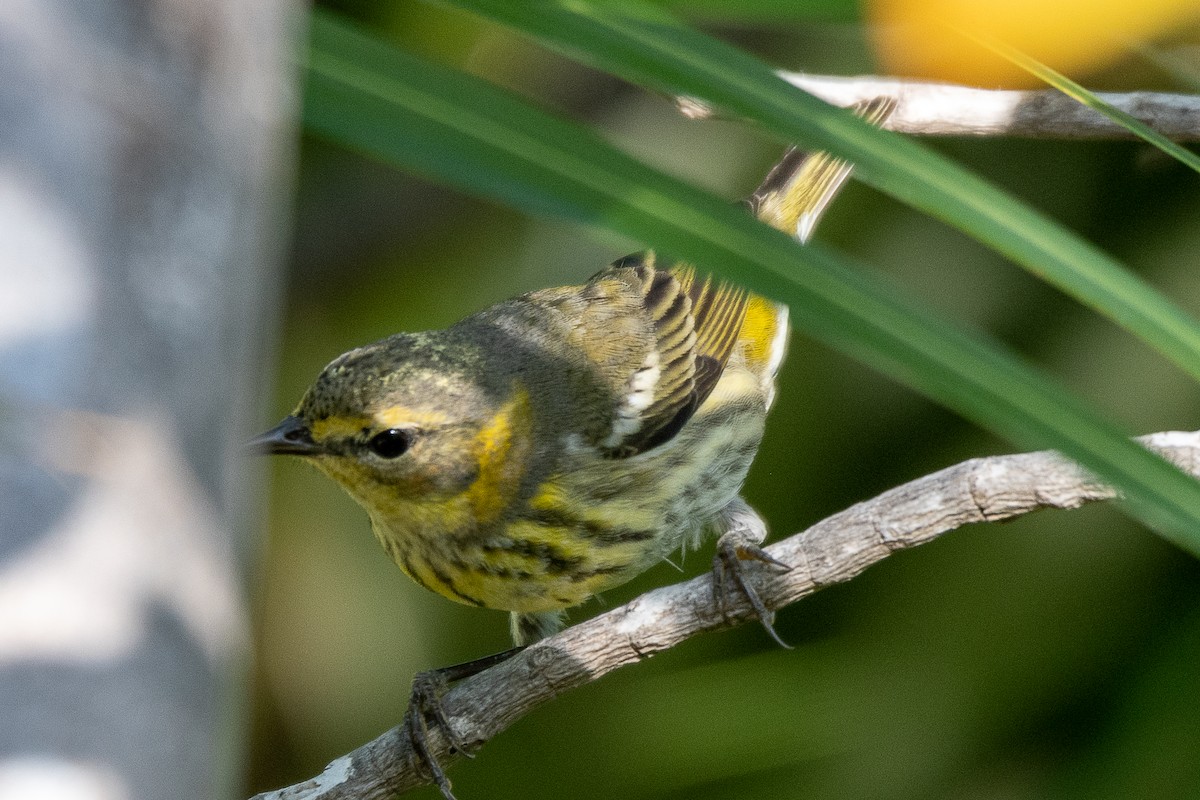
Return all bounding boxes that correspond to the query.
[738,97,897,399]
[748,97,896,243]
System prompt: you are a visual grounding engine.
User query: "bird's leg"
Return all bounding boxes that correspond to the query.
[510,610,566,647]
[405,646,525,800]
[408,611,563,797]
[712,497,792,648]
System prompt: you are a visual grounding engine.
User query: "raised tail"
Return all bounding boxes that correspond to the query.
[747,96,896,243]
[738,97,897,402]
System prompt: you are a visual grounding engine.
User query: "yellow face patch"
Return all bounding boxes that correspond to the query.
[465,386,532,523]
[309,414,371,443]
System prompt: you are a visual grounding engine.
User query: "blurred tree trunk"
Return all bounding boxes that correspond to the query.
[0,2,296,799]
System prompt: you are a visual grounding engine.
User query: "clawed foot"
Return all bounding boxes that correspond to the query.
[405,669,466,800]
[403,647,525,800]
[712,501,792,648]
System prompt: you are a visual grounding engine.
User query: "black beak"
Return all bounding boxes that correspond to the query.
[249,416,321,456]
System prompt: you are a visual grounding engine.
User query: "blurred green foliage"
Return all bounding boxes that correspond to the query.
[247,3,1200,798]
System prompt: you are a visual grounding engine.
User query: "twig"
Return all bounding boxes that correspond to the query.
[677,74,1200,141]
[250,430,1200,800]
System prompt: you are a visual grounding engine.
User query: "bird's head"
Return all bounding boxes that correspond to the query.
[252,332,532,529]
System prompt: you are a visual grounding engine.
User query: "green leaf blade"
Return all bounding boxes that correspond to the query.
[967,30,1200,174]
[450,0,1200,385]
[304,10,1200,554]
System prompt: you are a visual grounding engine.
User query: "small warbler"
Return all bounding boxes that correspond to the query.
[254,97,892,797]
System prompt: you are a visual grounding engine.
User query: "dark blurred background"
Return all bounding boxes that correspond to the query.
[247,3,1200,798]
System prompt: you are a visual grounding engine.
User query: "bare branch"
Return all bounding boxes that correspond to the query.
[250,430,1200,800]
[677,74,1200,140]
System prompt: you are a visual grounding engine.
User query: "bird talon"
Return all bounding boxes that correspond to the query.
[405,671,460,800]
[712,537,792,649]
[400,646,525,799]
[737,542,792,572]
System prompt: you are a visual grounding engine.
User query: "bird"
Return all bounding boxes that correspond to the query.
[253,97,894,799]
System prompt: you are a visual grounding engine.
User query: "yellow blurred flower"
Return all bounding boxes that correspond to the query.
[868,0,1200,85]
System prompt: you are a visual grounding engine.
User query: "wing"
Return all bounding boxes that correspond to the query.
[549,97,896,457]
[579,252,747,458]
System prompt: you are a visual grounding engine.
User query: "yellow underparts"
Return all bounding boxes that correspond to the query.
[400,422,657,613]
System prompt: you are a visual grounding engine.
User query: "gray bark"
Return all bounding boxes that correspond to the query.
[678,74,1200,140]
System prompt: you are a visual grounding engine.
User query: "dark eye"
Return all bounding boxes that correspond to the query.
[368,428,413,459]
